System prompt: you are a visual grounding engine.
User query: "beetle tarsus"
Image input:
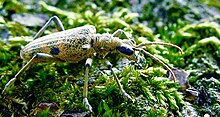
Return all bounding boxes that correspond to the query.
[83,98,93,112]
[2,77,16,94]
[121,89,133,101]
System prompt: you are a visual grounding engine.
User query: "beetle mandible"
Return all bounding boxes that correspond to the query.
[2,16,183,112]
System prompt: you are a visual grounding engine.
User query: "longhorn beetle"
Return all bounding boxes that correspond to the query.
[2,16,183,112]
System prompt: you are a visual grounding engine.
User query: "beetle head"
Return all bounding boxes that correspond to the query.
[116,39,137,61]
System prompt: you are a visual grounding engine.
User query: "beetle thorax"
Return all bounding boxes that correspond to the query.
[93,34,121,58]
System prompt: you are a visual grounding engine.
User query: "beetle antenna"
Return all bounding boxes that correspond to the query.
[135,48,176,82]
[136,42,183,54]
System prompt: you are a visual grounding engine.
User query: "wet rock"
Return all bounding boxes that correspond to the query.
[168,68,190,92]
[0,25,10,43]
[61,110,90,117]
[11,13,48,27]
[37,102,59,110]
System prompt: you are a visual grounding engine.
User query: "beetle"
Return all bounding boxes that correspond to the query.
[2,16,183,112]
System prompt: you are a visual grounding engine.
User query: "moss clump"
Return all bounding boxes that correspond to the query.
[0,0,220,116]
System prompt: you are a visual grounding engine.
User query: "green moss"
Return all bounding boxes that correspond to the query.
[0,0,220,116]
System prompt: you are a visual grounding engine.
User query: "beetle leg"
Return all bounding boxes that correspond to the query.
[83,58,93,112]
[112,29,124,37]
[34,16,65,39]
[105,60,133,101]
[112,29,130,39]
[2,53,63,94]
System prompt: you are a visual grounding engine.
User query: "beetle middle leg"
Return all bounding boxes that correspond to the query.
[83,58,93,112]
[2,53,63,94]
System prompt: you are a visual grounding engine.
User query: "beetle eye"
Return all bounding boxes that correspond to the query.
[116,45,134,55]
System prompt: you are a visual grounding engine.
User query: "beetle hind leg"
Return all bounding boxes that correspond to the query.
[2,53,63,94]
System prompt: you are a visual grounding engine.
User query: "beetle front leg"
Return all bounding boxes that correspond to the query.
[83,58,93,112]
[112,29,130,39]
[2,53,63,94]
[105,60,133,101]
[34,16,65,39]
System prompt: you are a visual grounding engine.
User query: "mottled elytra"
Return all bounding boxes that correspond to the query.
[50,47,60,55]
[2,16,183,113]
